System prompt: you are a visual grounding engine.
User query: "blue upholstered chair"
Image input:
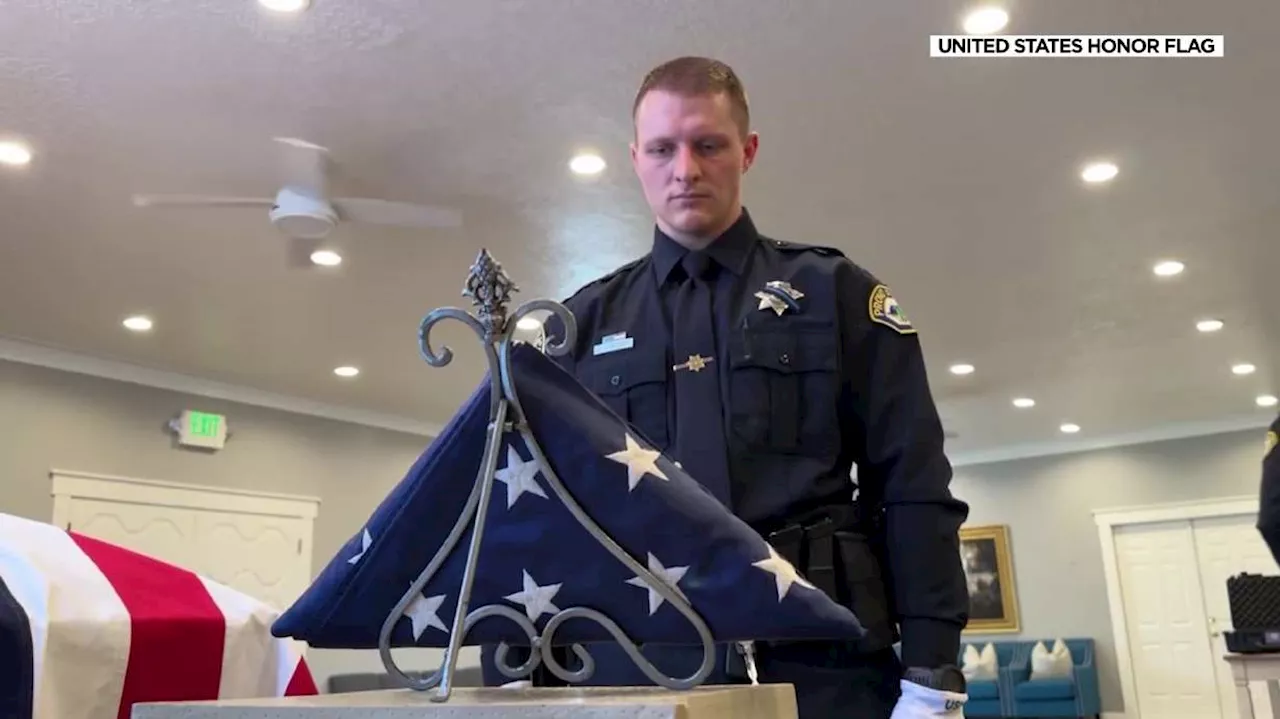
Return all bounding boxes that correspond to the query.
[958,641,1022,717]
[1008,638,1101,718]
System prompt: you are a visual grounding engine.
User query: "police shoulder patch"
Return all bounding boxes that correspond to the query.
[1267,430,1278,457]
[868,284,916,335]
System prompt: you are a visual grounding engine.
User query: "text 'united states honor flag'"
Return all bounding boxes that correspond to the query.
[272,342,866,654]
[0,513,316,719]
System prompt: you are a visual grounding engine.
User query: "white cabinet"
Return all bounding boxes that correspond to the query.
[51,470,319,612]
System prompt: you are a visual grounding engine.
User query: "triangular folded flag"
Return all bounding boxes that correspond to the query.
[0,512,316,719]
[272,342,865,651]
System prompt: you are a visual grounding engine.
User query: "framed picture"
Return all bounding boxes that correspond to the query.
[959,524,1020,634]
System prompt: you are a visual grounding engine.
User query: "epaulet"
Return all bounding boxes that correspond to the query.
[560,256,646,304]
[762,237,847,259]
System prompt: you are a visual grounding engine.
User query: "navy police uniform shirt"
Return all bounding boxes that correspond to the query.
[544,208,970,669]
[1256,414,1280,565]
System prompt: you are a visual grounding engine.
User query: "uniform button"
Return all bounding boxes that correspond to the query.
[610,375,621,386]
[779,353,791,365]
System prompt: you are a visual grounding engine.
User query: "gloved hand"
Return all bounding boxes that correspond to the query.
[890,679,967,718]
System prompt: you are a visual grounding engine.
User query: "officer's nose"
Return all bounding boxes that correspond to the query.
[672,145,702,184]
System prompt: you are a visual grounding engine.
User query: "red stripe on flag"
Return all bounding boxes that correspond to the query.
[70,534,226,719]
[284,657,318,696]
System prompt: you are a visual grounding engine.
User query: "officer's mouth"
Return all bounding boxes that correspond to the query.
[670,193,711,205]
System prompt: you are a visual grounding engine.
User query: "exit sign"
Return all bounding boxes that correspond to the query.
[174,410,228,450]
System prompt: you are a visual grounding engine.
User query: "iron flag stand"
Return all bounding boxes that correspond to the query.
[375,249,716,702]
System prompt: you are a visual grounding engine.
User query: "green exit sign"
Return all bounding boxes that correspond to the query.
[189,411,222,438]
[175,410,228,449]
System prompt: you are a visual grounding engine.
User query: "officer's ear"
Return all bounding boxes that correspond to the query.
[741,132,760,174]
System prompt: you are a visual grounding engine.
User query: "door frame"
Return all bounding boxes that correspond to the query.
[1094,495,1259,718]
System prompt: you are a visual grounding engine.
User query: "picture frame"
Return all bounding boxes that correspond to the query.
[959,524,1020,634]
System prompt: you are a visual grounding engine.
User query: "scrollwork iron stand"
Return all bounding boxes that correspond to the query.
[376,249,716,702]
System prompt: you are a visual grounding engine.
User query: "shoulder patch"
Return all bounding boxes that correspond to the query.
[868,284,916,335]
[1267,430,1277,456]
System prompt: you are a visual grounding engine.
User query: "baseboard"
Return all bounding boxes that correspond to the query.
[1101,712,1128,719]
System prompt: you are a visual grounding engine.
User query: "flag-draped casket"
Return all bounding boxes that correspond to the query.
[0,512,316,719]
[272,341,866,657]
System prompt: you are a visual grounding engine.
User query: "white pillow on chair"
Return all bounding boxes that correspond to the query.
[1030,638,1074,680]
[962,642,998,681]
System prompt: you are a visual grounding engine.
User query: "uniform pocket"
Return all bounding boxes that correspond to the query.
[581,347,670,449]
[727,322,840,456]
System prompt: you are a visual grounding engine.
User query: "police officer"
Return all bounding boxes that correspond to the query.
[1256,415,1280,564]
[483,56,971,718]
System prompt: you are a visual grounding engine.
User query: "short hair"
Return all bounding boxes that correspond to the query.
[632,56,751,138]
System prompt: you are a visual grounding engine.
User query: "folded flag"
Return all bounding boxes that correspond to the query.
[0,512,316,719]
[274,341,865,655]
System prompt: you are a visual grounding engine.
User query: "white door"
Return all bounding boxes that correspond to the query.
[51,470,319,612]
[1192,514,1280,719]
[1114,520,1223,718]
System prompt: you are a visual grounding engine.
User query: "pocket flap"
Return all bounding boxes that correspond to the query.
[730,329,837,374]
[582,346,668,396]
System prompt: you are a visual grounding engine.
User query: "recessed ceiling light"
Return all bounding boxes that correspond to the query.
[259,0,309,11]
[1232,363,1257,376]
[516,317,543,331]
[1080,161,1118,184]
[0,140,33,167]
[1196,319,1224,333]
[310,249,342,267]
[1012,398,1036,409]
[333,366,359,378]
[1258,395,1279,408]
[962,6,1009,34]
[122,315,153,332]
[569,153,606,176]
[1153,260,1185,277]
[949,363,975,376]
[1060,423,1081,434]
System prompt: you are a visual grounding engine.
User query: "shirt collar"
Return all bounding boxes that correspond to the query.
[651,207,759,285]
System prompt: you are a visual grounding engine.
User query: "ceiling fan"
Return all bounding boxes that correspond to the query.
[131,137,463,267]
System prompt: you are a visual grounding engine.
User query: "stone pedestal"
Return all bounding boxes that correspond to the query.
[132,685,798,719]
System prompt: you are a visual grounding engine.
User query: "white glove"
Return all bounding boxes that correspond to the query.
[890,679,967,718]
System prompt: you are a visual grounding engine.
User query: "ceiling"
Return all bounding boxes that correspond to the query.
[2,0,1277,464]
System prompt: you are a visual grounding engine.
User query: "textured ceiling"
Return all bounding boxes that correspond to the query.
[2,0,1277,463]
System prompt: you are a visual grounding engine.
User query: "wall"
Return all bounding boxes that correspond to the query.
[952,426,1269,715]
[0,359,478,688]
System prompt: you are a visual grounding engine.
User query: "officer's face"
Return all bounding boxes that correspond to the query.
[631,90,759,246]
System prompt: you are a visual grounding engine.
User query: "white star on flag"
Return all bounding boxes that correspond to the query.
[605,433,669,491]
[347,528,372,565]
[403,592,448,640]
[493,444,548,509]
[504,569,563,622]
[752,543,816,602]
[626,552,690,616]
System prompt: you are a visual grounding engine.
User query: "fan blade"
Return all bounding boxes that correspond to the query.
[331,197,463,229]
[132,194,275,208]
[273,137,330,198]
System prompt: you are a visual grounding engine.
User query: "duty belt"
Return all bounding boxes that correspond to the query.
[763,505,859,607]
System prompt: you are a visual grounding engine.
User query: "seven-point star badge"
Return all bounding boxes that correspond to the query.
[755,280,805,316]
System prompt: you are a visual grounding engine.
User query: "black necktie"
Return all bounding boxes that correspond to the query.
[671,252,733,507]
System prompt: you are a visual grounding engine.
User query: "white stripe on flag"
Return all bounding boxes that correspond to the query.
[0,514,131,719]
[273,637,309,696]
[196,576,279,699]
